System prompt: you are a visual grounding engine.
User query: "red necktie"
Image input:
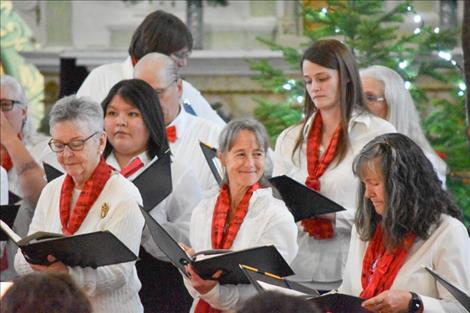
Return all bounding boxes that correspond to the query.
[166,125,177,143]
[120,158,145,178]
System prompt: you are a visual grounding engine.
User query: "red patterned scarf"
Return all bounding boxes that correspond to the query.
[302,111,342,239]
[195,183,260,313]
[360,224,416,299]
[59,158,113,235]
[120,157,144,178]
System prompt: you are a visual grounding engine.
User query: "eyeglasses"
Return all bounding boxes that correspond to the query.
[48,132,100,153]
[171,50,191,61]
[1,99,22,112]
[365,95,385,103]
[154,80,177,95]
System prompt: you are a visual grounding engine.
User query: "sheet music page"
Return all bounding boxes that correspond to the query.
[257,280,309,297]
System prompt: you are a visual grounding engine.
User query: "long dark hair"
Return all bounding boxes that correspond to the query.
[353,133,463,249]
[292,39,367,164]
[101,79,169,159]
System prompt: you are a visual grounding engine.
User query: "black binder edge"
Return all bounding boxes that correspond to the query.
[199,141,222,186]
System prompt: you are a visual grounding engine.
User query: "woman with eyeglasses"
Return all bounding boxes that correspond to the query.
[273,40,396,291]
[14,95,145,313]
[101,79,202,313]
[360,65,447,186]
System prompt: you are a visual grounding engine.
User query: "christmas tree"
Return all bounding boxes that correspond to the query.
[250,0,469,227]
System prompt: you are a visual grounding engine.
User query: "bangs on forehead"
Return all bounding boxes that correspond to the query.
[227,128,263,152]
[357,157,382,180]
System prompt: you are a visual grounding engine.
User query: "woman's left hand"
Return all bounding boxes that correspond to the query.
[362,290,412,313]
[30,255,68,274]
[186,264,223,295]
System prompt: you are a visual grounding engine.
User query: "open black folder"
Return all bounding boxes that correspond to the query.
[269,175,346,222]
[0,220,137,268]
[8,191,21,205]
[424,266,470,310]
[199,141,222,186]
[43,162,63,182]
[139,206,294,285]
[131,151,173,211]
[0,204,20,241]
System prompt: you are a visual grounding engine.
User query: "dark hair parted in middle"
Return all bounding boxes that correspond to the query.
[292,39,368,163]
[353,133,463,249]
[101,79,169,159]
[128,10,193,60]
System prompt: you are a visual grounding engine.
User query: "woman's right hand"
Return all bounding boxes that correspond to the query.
[186,264,223,295]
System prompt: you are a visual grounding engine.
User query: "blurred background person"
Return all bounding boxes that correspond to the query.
[134,52,222,191]
[340,133,469,313]
[360,65,447,185]
[102,78,201,312]
[237,291,320,313]
[77,10,225,126]
[184,118,298,312]
[14,96,144,313]
[1,272,92,313]
[273,40,395,291]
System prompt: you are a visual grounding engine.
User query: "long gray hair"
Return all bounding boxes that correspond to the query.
[353,133,462,249]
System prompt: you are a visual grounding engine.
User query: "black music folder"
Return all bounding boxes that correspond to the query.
[424,266,470,310]
[0,204,20,241]
[43,162,63,182]
[269,175,346,222]
[240,264,319,297]
[131,151,172,211]
[0,220,137,268]
[199,141,222,186]
[8,191,21,205]
[140,206,294,285]
[308,293,370,313]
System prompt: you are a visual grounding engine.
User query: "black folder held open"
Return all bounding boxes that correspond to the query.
[139,206,294,285]
[269,175,346,222]
[199,141,223,186]
[43,162,63,182]
[0,220,137,268]
[0,204,20,241]
[424,266,470,310]
[131,151,173,211]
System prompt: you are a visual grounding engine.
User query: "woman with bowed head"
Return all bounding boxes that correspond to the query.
[101,78,202,312]
[14,95,145,313]
[273,39,396,290]
[340,133,470,313]
[360,65,447,186]
[184,118,299,312]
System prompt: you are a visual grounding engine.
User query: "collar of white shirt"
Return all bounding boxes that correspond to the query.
[302,109,372,138]
[168,107,192,142]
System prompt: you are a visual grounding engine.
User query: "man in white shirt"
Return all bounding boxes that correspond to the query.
[134,53,222,192]
[77,10,225,126]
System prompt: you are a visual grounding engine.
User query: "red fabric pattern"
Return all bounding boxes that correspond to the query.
[166,125,177,143]
[360,224,416,299]
[302,112,342,239]
[59,158,113,235]
[195,183,260,313]
[120,157,144,178]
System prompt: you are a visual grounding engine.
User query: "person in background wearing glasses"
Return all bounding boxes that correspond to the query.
[0,75,58,281]
[77,10,226,126]
[14,95,145,313]
[360,65,447,186]
[134,52,223,192]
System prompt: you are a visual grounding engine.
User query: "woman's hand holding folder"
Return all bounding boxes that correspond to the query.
[28,254,68,274]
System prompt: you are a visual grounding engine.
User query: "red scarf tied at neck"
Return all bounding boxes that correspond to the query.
[195,183,260,313]
[302,111,342,239]
[59,158,113,235]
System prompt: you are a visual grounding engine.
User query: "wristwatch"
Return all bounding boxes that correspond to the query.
[409,291,423,313]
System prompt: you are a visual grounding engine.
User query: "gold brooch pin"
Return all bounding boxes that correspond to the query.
[100,202,109,218]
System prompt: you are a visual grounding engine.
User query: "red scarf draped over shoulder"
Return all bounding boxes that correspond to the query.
[195,183,260,313]
[360,224,416,298]
[302,111,342,239]
[59,158,113,235]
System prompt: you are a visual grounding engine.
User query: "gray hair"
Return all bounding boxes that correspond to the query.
[49,95,103,135]
[219,118,269,154]
[360,65,446,177]
[134,52,179,85]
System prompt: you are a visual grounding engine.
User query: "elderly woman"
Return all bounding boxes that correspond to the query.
[184,118,299,312]
[360,65,447,185]
[14,96,145,313]
[340,133,470,313]
[273,40,395,291]
[101,78,202,312]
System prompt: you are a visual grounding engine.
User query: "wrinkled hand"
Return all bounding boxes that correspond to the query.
[186,264,223,295]
[179,242,195,257]
[30,255,68,274]
[362,290,412,313]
